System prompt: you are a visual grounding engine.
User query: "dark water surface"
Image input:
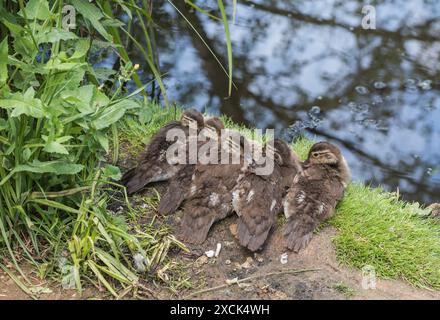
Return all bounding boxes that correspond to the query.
[116,0,440,203]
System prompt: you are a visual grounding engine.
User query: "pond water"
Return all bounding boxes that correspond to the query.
[112,0,440,204]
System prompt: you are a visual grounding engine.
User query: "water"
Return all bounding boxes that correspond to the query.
[108,0,440,203]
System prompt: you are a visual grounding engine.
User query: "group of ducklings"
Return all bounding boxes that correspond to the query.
[121,109,351,252]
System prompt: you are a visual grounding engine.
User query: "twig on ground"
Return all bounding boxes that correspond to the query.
[182,268,320,299]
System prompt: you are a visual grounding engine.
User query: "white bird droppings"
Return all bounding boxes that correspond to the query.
[280,253,288,264]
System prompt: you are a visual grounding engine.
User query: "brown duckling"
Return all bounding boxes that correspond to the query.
[121,108,204,195]
[232,139,301,252]
[283,141,351,252]
[157,117,225,215]
[428,203,440,221]
[179,130,247,244]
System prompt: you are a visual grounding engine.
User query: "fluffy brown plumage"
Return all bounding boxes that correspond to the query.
[283,141,351,252]
[179,130,246,244]
[232,139,301,251]
[428,203,440,221]
[121,108,204,195]
[157,117,225,215]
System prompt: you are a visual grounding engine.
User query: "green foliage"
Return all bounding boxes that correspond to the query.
[332,184,440,289]
[0,0,235,298]
[0,0,174,298]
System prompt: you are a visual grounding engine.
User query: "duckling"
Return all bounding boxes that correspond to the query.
[283,142,351,252]
[121,108,204,195]
[428,203,440,220]
[232,139,301,252]
[179,130,247,244]
[157,117,225,215]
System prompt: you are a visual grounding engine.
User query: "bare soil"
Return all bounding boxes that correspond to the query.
[2,207,439,300]
[161,210,440,300]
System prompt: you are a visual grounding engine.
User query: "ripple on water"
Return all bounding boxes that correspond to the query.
[348,102,370,114]
[373,81,387,89]
[308,106,321,117]
[418,80,432,90]
[286,106,323,141]
[355,85,369,95]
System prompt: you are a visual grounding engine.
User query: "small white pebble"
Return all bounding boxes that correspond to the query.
[215,243,222,257]
[280,253,288,264]
[205,250,215,258]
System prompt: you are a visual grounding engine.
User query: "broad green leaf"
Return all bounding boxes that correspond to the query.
[56,136,73,144]
[43,141,69,154]
[61,85,96,115]
[68,39,90,60]
[0,37,7,87]
[13,36,38,61]
[44,59,85,71]
[101,18,125,28]
[22,148,32,161]
[20,0,51,21]
[14,160,83,175]
[101,165,122,181]
[23,87,36,100]
[38,29,78,44]
[96,132,109,153]
[91,106,125,130]
[71,0,112,41]
[138,107,152,124]
[42,135,72,154]
[1,20,24,34]
[0,89,44,118]
[93,67,117,82]
[109,99,140,110]
[0,160,84,185]
[94,89,110,107]
[91,99,139,130]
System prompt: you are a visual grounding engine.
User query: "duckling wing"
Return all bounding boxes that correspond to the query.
[282,168,340,252]
[233,170,283,252]
[157,140,208,215]
[121,121,184,194]
[157,164,195,215]
[179,163,241,244]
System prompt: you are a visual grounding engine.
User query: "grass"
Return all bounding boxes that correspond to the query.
[332,184,440,290]
[119,103,440,291]
[333,282,355,299]
[118,103,181,158]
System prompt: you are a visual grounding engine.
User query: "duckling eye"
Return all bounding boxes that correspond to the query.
[312,152,319,158]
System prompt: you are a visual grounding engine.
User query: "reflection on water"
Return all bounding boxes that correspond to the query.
[116,0,440,203]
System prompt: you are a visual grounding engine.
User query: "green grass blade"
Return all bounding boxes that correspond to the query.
[217,0,233,96]
[0,262,35,299]
[87,260,118,297]
[168,0,236,92]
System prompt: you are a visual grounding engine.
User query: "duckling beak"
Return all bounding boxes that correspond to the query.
[303,159,310,167]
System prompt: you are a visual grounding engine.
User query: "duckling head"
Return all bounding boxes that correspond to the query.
[306,141,351,184]
[180,108,204,129]
[204,117,225,139]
